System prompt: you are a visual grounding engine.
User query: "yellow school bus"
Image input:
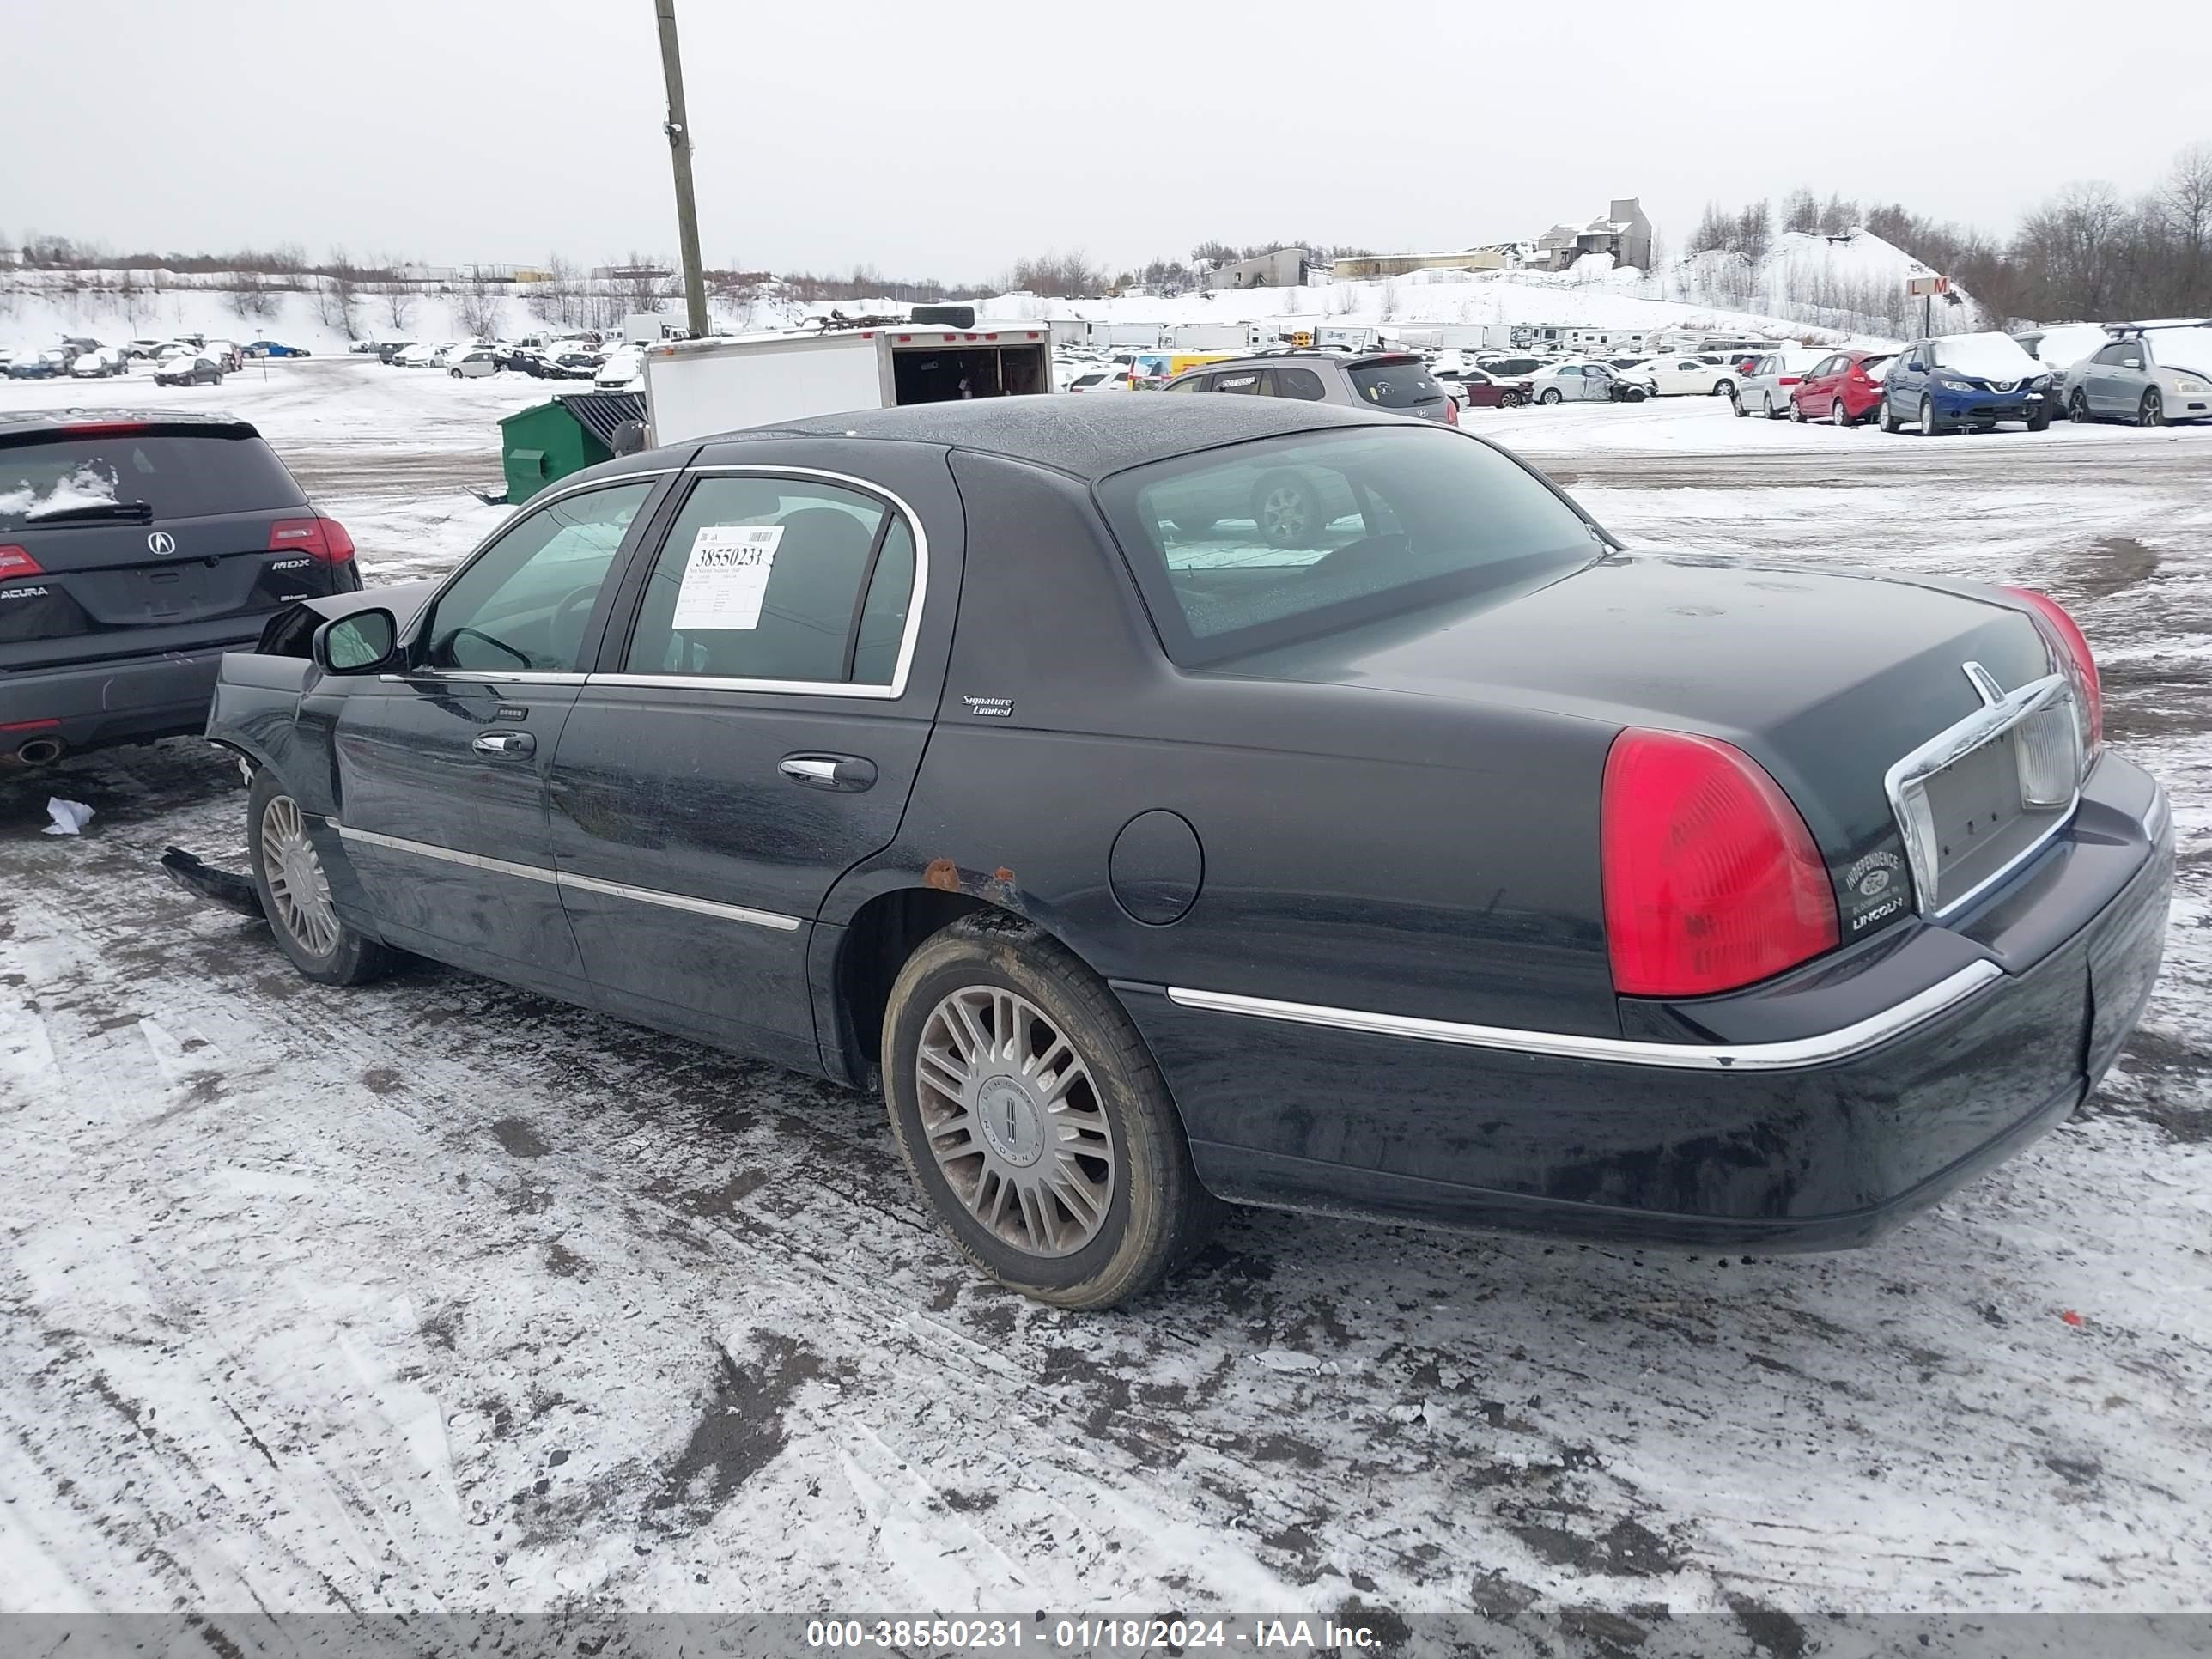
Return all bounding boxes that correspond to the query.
[1128,350,1238,390]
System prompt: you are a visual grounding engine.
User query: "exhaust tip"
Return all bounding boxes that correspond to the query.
[14,737,64,766]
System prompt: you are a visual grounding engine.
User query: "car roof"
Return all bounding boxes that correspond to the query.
[0,410,259,440]
[745,392,1404,480]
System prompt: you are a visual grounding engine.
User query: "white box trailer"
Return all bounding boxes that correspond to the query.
[1091,322,1168,349]
[1170,321,1260,351]
[640,325,1053,446]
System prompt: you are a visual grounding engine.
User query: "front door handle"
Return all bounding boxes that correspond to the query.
[472,731,536,757]
[781,753,876,791]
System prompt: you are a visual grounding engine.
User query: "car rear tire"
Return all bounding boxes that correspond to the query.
[1880,398,1901,433]
[2139,389,2164,427]
[1250,471,1322,548]
[882,913,1223,1309]
[247,771,400,988]
[1713,378,1735,397]
[1831,398,1850,427]
[1540,387,1562,404]
[1918,396,1938,436]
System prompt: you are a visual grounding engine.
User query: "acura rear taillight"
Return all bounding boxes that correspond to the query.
[268,515,356,565]
[1601,729,1839,998]
[0,544,45,579]
[2003,586,2100,751]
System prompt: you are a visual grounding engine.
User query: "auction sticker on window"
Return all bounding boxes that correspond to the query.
[672,524,781,630]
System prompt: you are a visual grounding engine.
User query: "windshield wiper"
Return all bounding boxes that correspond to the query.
[26,501,155,526]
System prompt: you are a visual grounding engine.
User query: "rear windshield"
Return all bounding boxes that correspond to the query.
[1345,359,1444,408]
[1098,425,1601,665]
[0,431,303,532]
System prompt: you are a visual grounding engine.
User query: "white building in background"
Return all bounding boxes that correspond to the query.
[1529,198,1655,273]
[1200,248,1323,290]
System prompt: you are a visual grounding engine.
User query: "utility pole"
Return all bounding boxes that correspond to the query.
[654,0,710,339]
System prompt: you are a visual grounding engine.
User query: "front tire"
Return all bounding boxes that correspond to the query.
[2140,389,2165,427]
[2070,389,2094,424]
[1781,396,1799,422]
[882,915,1221,1309]
[1250,471,1323,548]
[247,771,399,987]
[1880,397,1902,433]
[1918,396,1938,436]
[1540,386,1562,404]
[1730,393,1747,417]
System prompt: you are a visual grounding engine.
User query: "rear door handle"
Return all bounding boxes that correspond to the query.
[781,753,876,791]
[472,731,536,757]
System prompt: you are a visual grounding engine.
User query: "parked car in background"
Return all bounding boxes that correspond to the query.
[2014,324,2112,377]
[393,343,441,368]
[595,345,646,391]
[205,341,244,374]
[1474,355,1551,378]
[246,340,313,358]
[190,395,2169,1311]
[1525,362,1642,404]
[1066,365,1127,392]
[154,353,226,387]
[0,411,360,764]
[1882,333,2054,434]
[546,349,603,380]
[69,347,127,379]
[1164,351,1458,425]
[447,348,503,379]
[1437,365,1533,409]
[376,341,418,364]
[7,348,68,380]
[1731,347,1829,419]
[1790,350,1894,426]
[2061,325,2212,427]
[125,338,167,360]
[1642,356,1741,397]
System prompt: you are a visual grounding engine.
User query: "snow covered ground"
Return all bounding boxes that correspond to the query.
[3,362,2210,1655]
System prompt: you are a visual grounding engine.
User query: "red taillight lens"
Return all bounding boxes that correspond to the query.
[268,515,356,565]
[0,545,46,579]
[1601,729,1840,998]
[1779,375,1800,386]
[2003,586,2100,750]
[1444,399,1460,425]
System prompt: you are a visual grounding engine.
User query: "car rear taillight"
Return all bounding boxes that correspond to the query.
[1601,729,1840,998]
[1,545,46,579]
[1444,399,1459,425]
[2004,586,2101,752]
[1779,376,1801,386]
[268,515,356,565]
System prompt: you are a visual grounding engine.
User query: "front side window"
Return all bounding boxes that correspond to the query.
[623,475,916,687]
[424,481,653,672]
[1100,426,1601,665]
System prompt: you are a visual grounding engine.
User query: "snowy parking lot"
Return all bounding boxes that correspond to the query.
[4,360,2211,1650]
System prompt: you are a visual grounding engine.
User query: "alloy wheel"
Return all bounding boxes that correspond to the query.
[259,794,339,957]
[1832,397,1848,426]
[2071,390,2092,423]
[1919,397,1936,436]
[913,985,1117,1259]
[1257,483,1313,544]
[2140,390,2164,428]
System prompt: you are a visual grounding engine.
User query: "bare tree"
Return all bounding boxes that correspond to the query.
[1735,199,1773,262]
[380,281,415,331]
[1782,188,1820,234]
[456,279,502,340]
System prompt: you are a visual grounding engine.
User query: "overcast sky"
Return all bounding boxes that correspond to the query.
[8,0,2209,280]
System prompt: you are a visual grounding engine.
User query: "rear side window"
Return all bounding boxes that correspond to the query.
[0,432,304,532]
[624,475,917,688]
[1345,361,1443,408]
[1099,426,1599,663]
[1267,367,1327,400]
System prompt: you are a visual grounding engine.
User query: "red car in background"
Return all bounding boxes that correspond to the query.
[1791,349,1895,426]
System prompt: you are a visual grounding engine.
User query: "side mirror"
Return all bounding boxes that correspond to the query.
[2121,357,2142,370]
[313,608,398,675]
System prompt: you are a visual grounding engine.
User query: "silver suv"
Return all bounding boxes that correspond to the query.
[1162,350,1458,424]
[2060,324,2212,426]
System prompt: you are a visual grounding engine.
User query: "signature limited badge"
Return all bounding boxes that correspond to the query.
[147,531,178,556]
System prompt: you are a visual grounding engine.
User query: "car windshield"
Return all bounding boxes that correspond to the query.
[1345,359,1443,408]
[2147,325,2212,374]
[1098,425,1602,665]
[0,432,304,532]
[1929,333,2040,379]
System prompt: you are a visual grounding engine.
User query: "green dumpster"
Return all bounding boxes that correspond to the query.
[498,392,645,504]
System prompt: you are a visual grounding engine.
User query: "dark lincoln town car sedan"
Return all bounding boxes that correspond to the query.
[197,396,2171,1309]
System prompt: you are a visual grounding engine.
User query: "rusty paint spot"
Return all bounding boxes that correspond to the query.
[993,866,1016,884]
[923,859,960,892]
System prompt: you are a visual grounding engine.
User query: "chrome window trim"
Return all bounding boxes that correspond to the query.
[334,824,802,932]
[1164,961,2003,1073]
[377,670,588,686]
[611,463,931,701]
[1883,670,2077,920]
